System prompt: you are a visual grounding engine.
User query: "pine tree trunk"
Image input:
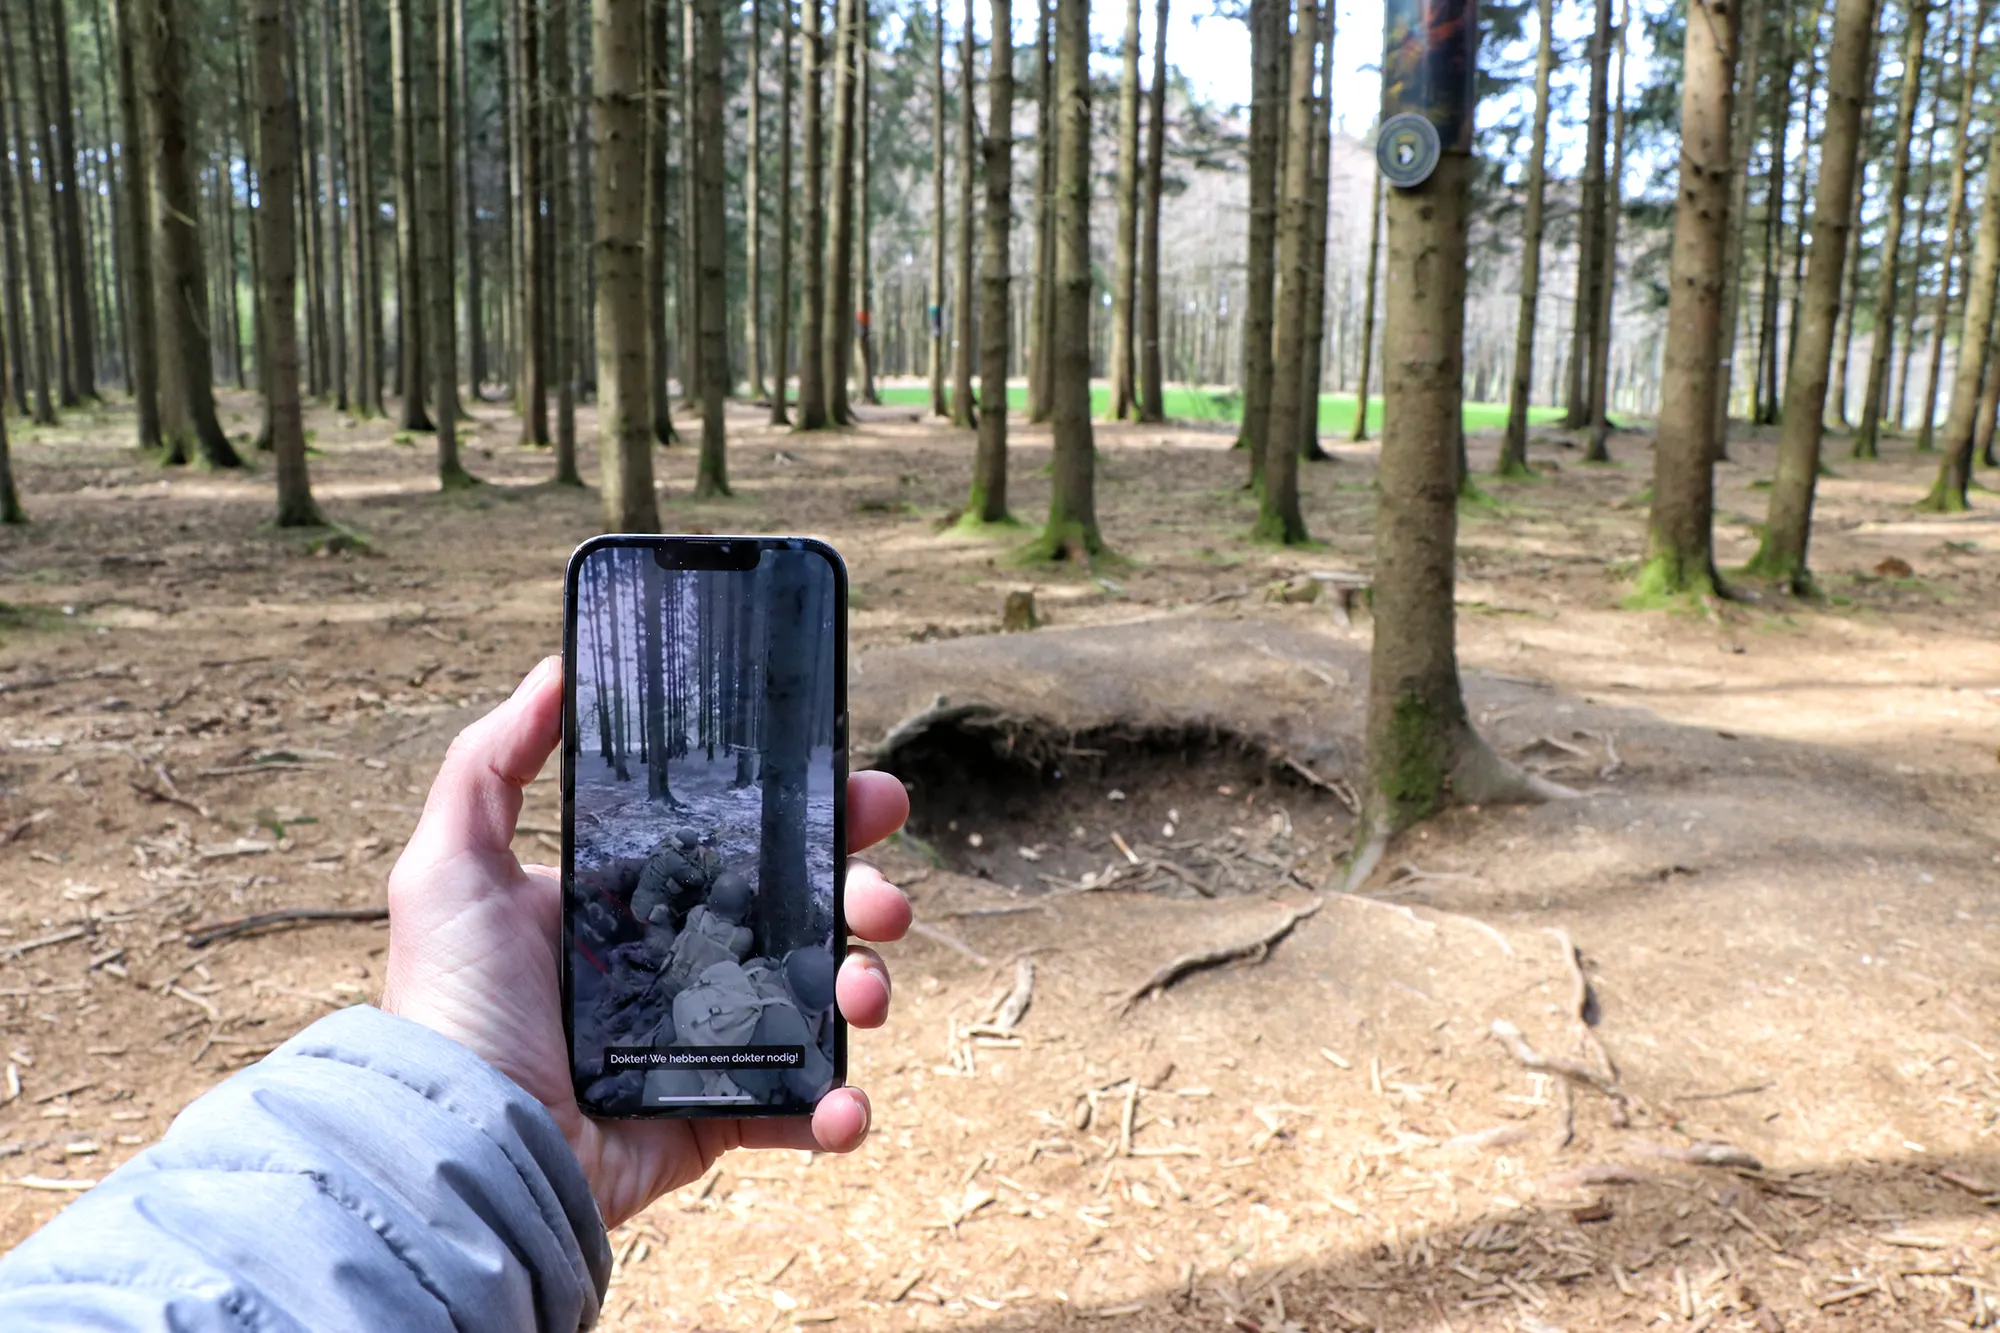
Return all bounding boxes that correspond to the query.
[296,16,328,398]
[1257,0,1314,544]
[769,0,793,425]
[928,0,948,419]
[1349,171,1381,443]
[455,0,481,400]
[318,0,348,408]
[596,0,658,527]
[549,0,579,474]
[1714,3,1766,454]
[1584,0,1629,462]
[1753,17,1795,426]
[251,0,323,524]
[857,13,878,404]
[1915,0,1987,453]
[0,372,17,520]
[3,5,55,425]
[110,0,159,445]
[644,0,676,441]
[1852,2,1928,457]
[949,0,976,427]
[677,0,697,408]
[344,0,384,415]
[1565,0,1611,429]
[1977,312,2000,466]
[1108,0,1140,420]
[745,0,765,400]
[1781,0,1831,390]
[797,0,827,426]
[520,0,552,443]
[1237,0,1281,481]
[1894,116,1939,433]
[430,0,471,485]
[1642,0,1739,598]
[391,0,432,430]
[1136,0,1167,422]
[1026,0,1053,422]
[692,0,729,493]
[44,0,94,400]
[1922,109,2000,509]
[1826,100,1869,430]
[1749,0,1876,588]
[1499,0,1553,475]
[825,0,859,424]
[1296,15,1332,461]
[1029,0,1100,561]
[0,80,27,420]
[970,0,1012,522]
[135,0,239,464]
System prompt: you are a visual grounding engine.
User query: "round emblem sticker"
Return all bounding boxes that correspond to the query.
[1377,113,1441,188]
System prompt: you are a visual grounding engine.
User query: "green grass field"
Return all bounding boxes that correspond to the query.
[871,385,1562,437]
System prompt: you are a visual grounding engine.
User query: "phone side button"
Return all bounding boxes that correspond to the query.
[835,711,849,751]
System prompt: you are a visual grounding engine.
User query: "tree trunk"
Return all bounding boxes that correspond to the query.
[1498,0,1553,475]
[756,554,816,955]
[1026,0,1053,422]
[454,0,480,400]
[797,0,826,426]
[295,15,327,398]
[745,0,765,401]
[949,0,976,427]
[969,0,1012,522]
[549,0,580,475]
[1026,0,1100,561]
[639,554,676,805]
[1978,313,2000,467]
[926,0,947,419]
[1641,0,1739,598]
[1296,12,1332,461]
[1584,0,1629,462]
[136,0,240,465]
[1237,0,1281,483]
[595,0,658,528]
[2,4,55,426]
[857,12,877,404]
[390,0,432,430]
[1714,1,1766,454]
[825,0,860,424]
[1922,112,2000,509]
[1257,0,1314,543]
[1565,0,1611,429]
[1852,3,1928,457]
[518,0,552,443]
[1349,171,1381,442]
[1894,117,1939,435]
[1752,13,1796,426]
[1747,0,1876,588]
[424,0,469,485]
[344,0,384,415]
[769,0,793,425]
[692,0,728,493]
[1108,0,1140,420]
[1137,0,1167,422]
[250,0,324,524]
[0,367,17,519]
[44,0,94,401]
[110,0,159,445]
[642,0,675,441]
[1826,108,1869,429]
[315,0,347,408]
[1915,0,1988,453]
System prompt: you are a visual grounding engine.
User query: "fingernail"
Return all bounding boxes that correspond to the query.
[849,950,891,998]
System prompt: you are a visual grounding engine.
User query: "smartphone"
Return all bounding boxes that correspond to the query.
[561,535,847,1118]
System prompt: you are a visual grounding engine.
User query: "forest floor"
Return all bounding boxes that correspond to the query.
[1,388,1998,1332]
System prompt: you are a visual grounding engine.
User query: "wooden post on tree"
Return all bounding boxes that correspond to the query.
[1348,0,1564,886]
[1636,0,1740,598]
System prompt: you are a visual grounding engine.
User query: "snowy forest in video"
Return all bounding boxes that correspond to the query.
[567,544,840,1110]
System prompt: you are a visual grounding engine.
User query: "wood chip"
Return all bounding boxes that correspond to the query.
[11,1175,97,1192]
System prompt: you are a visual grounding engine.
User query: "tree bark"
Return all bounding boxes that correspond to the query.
[390,0,432,429]
[1137,0,1167,422]
[1,3,55,426]
[1893,113,1939,435]
[295,14,327,398]
[1583,0,1629,462]
[1640,0,1739,599]
[1296,12,1332,461]
[1748,0,1877,589]
[1026,0,1053,422]
[692,0,728,493]
[1921,106,2000,510]
[1349,171,1381,442]
[857,11,877,403]
[1237,0,1281,483]
[1498,0,1553,476]
[1914,0,1988,453]
[825,0,860,424]
[44,0,94,400]
[1751,13,1795,427]
[110,0,159,445]
[969,0,1012,522]
[455,0,480,400]
[745,0,765,400]
[424,0,471,485]
[1852,1,1929,458]
[927,0,947,418]
[136,0,239,465]
[595,0,658,528]
[1257,0,1314,544]
[797,0,826,426]
[1565,0,1611,429]
[250,0,324,524]
[550,0,580,474]
[316,0,348,409]
[769,0,793,425]
[345,0,385,415]
[1026,0,1100,561]
[1713,1,1765,455]
[643,0,677,441]
[1109,0,1140,420]
[949,0,976,427]
[639,554,677,805]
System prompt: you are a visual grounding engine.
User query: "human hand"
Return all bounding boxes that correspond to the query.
[381,657,912,1228]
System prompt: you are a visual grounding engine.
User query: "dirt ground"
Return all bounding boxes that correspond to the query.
[2,388,1999,1332]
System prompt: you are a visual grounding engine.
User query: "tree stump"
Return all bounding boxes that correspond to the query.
[1002,590,1041,632]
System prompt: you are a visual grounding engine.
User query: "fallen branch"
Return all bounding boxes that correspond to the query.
[1,924,88,961]
[1277,755,1359,813]
[1118,898,1323,1015]
[129,778,211,821]
[1633,1141,1763,1171]
[989,959,1035,1032]
[1489,1019,1622,1096]
[185,907,389,949]
[1,809,51,846]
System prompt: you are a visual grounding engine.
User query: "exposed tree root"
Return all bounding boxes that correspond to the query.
[1117,898,1323,1015]
[185,907,388,948]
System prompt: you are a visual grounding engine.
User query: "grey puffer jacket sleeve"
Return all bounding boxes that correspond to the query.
[0,1005,612,1332]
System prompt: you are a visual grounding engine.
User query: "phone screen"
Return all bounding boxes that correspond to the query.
[562,537,845,1117]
